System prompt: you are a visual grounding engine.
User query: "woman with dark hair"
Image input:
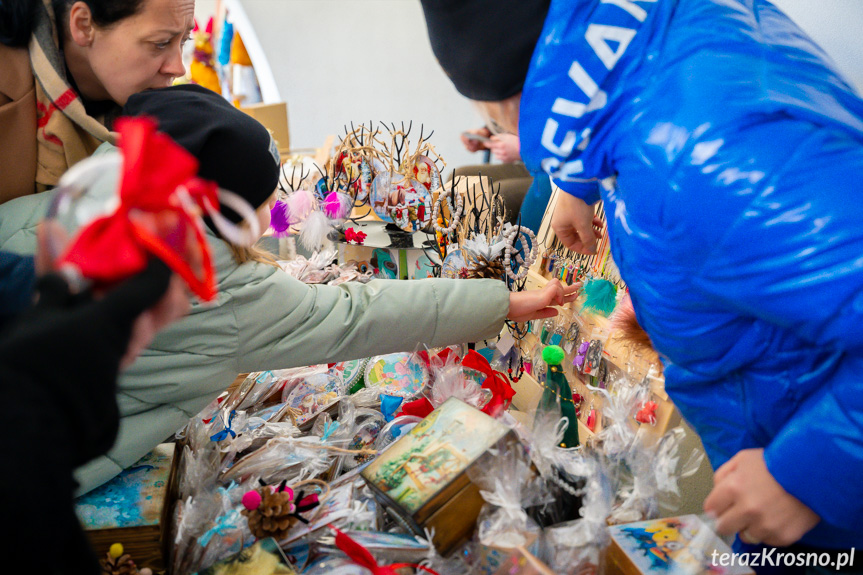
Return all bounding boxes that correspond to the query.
[0,0,195,204]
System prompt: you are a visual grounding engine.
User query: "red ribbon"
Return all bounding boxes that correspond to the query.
[398,396,434,418]
[331,526,439,575]
[396,349,514,419]
[461,350,516,417]
[58,117,218,301]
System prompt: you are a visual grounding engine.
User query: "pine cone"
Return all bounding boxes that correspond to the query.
[466,255,505,280]
[99,553,138,575]
[242,488,300,541]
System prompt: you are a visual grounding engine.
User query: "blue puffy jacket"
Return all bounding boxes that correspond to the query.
[520,0,863,548]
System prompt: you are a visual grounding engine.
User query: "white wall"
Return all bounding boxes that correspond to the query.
[232,0,863,174]
[233,0,485,171]
[772,0,863,93]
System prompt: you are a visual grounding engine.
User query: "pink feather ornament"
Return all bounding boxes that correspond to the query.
[286,188,314,224]
[269,200,292,238]
[323,191,352,220]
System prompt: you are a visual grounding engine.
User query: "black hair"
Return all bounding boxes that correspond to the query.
[0,0,146,47]
[62,0,146,28]
[0,0,40,46]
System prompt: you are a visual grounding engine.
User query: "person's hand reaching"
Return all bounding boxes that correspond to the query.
[507,279,579,323]
[488,133,521,164]
[551,191,603,255]
[705,448,820,547]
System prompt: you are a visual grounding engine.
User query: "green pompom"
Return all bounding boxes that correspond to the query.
[542,345,565,366]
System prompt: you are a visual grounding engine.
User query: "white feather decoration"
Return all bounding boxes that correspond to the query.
[299,210,332,252]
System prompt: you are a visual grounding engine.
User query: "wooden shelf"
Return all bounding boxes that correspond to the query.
[509,370,678,440]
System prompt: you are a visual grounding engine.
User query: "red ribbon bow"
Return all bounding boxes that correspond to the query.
[58,117,219,301]
[331,526,439,575]
[461,350,516,417]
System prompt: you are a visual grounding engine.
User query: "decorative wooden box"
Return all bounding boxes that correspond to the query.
[606,515,754,575]
[75,443,180,572]
[361,397,517,555]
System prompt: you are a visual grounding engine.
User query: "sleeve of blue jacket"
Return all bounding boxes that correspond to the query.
[692,123,863,529]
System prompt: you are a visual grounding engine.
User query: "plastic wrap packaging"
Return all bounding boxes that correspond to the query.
[339,408,387,473]
[539,450,613,575]
[373,415,422,451]
[220,435,338,485]
[279,249,337,281]
[523,411,585,527]
[428,348,487,410]
[467,443,549,549]
[608,425,705,524]
[172,481,255,574]
[177,442,221,501]
[592,376,650,460]
[315,530,431,564]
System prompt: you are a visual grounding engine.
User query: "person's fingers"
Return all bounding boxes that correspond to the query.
[714,502,753,538]
[543,279,563,306]
[553,222,583,252]
[573,218,598,255]
[704,479,737,523]
[712,456,738,485]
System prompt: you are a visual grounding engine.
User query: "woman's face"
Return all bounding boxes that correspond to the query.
[74,0,196,104]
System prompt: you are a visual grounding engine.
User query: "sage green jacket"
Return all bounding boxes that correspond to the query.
[0,146,509,493]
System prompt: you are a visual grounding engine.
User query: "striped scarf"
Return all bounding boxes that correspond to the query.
[28,0,117,191]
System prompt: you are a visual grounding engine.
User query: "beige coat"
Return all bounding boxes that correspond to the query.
[0,44,38,203]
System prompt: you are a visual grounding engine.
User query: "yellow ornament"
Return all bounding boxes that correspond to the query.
[109,543,124,559]
[190,17,222,95]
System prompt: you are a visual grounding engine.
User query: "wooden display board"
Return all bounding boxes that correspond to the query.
[507,186,678,440]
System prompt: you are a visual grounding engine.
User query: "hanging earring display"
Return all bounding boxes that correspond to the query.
[586,400,597,432]
[540,319,555,345]
[550,318,566,346]
[574,340,590,372]
[583,339,604,376]
[561,322,581,353]
[506,345,524,383]
[595,357,609,390]
[532,344,547,380]
[539,251,550,272]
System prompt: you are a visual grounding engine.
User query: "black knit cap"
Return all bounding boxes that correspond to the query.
[420,0,551,102]
[121,84,280,222]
